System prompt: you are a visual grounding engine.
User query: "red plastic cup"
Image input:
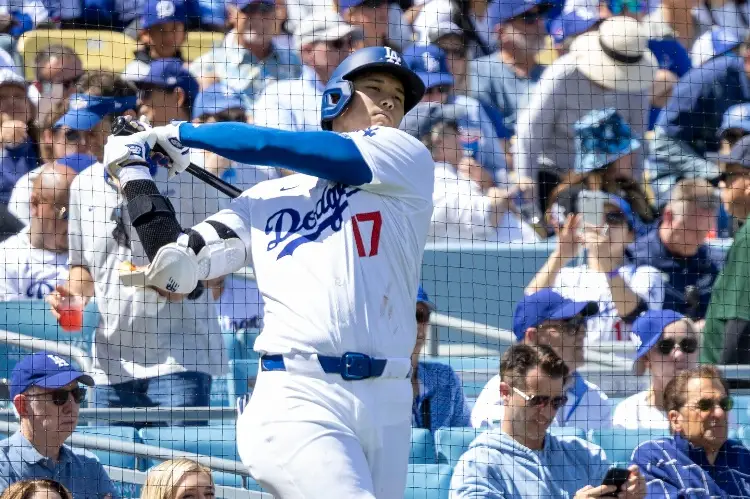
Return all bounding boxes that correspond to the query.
[58,295,84,333]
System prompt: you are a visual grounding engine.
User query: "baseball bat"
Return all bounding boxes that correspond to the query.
[111,117,243,199]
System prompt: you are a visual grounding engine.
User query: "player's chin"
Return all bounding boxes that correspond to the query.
[371,113,393,127]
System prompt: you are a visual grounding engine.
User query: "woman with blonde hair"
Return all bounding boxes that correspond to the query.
[141,459,215,499]
[0,479,72,499]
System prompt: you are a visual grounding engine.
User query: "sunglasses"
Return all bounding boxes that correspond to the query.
[604,211,629,226]
[656,337,698,356]
[357,0,387,8]
[416,308,431,325]
[56,128,91,143]
[328,36,354,50]
[513,386,568,410]
[688,396,734,413]
[511,3,552,24]
[541,318,586,337]
[29,387,87,406]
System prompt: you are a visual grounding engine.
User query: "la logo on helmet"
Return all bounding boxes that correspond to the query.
[384,47,401,66]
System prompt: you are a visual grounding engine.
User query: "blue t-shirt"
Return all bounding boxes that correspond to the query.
[0,431,117,499]
[0,139,38,205]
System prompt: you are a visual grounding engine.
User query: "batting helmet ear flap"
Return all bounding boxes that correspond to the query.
[321,79,355,131]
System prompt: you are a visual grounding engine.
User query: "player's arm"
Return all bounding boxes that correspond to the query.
[175,122,374,185]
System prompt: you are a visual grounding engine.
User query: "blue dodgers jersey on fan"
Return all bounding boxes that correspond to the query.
[210,126,435,359]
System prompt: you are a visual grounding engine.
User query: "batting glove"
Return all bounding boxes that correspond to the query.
[104,130,157,181]
[151,122,191,178]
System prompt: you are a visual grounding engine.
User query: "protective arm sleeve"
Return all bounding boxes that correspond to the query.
[179,122,373,185]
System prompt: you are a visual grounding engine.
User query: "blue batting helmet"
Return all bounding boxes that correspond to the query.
[320,46,425,131]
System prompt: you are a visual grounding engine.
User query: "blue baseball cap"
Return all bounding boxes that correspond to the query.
[718,103,750,138]
[141,0,187,29]
[58,153,98,173]
[513,289,599,341]
[403,44,454,90]
[417,286,435,309]
[54,93,138,130]
[488,0,551,26]
[130,58,199,103]
[10,352,94,399]
[231,0,274,11]
[192,83,246,120]
[574,108,641,174]
[549,9,599,45]
[632,310,686,360]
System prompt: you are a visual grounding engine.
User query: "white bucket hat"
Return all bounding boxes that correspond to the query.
[571,16,657,93]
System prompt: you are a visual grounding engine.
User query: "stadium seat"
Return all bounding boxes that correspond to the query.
[181,31,224,63]
[434,427,483,467]
[588,428,670,464]
[17,30,138,80]
[139,425,240,462]
[227,358,259,404]
[0,299,98,380]
[404,464,452,499]
[410,428,436,464]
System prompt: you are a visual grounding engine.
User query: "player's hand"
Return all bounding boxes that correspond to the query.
[574,485,618,498]
[104,130,156,180]
[151,122,191,178]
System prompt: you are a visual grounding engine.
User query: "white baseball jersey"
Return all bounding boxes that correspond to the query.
[205,126,434,360]
[0,227,68,301]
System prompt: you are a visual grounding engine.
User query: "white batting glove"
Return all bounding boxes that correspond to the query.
[104,130,157,181]
[151,122,191,178]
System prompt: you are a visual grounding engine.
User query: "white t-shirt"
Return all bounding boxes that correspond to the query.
[471,372,613,431]
[0,227,68,301]
[202,126,435,359]
[612,390,669,430]
[8,166,41,226]
[68,162,227,385]
[553,264,666,343]
[431,162,539,244]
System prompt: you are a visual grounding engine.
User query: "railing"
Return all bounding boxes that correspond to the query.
[0,407,237,424]
[0,329,92,372]
[0,421,270,497]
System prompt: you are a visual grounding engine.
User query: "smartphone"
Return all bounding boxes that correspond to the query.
[577,190,609,231]
[601,467,631,497]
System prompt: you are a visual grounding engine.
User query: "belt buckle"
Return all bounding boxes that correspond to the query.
[341,352,371,381]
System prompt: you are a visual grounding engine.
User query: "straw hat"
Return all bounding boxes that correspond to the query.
[571,16,657,93]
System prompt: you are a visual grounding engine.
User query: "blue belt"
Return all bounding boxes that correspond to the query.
[261,352,388,381]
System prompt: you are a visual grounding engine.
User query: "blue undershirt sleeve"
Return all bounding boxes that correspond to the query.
[178,122,373,185]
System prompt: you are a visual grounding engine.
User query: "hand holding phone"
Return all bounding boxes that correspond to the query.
[601,468,631,497]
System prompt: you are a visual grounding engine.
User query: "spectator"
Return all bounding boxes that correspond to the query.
[189,0,301,102]
[426,22,468,93]
[0,164,74,301]
[693,0,749,40]
[471,289,612,431]
[704,135,750,364]
[122,0,188,80]
[408,0,494,57]
[404,43,508,175]
[0,352,115,498]
[0,0,49,36]
[47,77,225,419]
[612,310,699,429]
[337,0,389,48]
[0,479,72,499]
[690,26,743,68]
[401,102,537,243]
[528,196,664,343]
[548,8,601,55]
[252,10,359,131]
[632,365,750,497]
[451,344,646,499]
[515,16,654,212]
[30,46,83,128]
[127,59,198,126]
[411,286,471,430]
[141,459,214,499]
[9,72,138,224]
[648,34,750,204]
[0,68,39,206]
[626,178,721,322]
[467,0,551,135]
[548,108,657,235]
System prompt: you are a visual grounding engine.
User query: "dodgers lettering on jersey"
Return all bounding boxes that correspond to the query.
[207,127,435,360]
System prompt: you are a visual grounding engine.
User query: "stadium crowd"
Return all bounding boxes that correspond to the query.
[0,0,748,495]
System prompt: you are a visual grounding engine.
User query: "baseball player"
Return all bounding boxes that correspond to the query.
[102,46,433,498]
